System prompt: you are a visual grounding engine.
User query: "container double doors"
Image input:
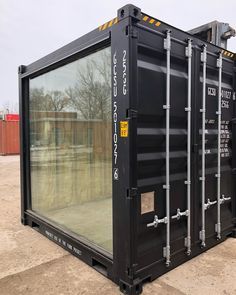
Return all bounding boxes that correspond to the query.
[135,26,235,272]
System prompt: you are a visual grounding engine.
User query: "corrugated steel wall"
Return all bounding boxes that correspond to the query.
[0,120,20,155]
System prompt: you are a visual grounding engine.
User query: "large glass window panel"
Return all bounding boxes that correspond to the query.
[29,47,112,253]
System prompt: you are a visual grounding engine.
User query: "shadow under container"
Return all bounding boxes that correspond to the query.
[19,4,236,294]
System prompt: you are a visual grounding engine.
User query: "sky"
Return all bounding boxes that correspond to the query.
[1,0,236,113]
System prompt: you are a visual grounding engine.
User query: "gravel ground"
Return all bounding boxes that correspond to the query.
[0,155,236,295]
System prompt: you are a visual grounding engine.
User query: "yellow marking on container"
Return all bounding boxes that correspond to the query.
[120,121,128,137]
[99,17,118,31]
[221,50,234,59]
[108,20,113,27]
[142,14,161,27]
[102,22,108,30]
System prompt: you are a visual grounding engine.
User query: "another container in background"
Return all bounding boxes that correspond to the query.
[0,114,20,155]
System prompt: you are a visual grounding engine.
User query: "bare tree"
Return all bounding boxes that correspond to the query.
[45,91,70,112]
[66,49,111,120]
[30,87,45,110]
[29,48,111,118]
[30,88,69,112]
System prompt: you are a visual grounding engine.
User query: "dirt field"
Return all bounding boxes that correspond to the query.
[1,155,236,295]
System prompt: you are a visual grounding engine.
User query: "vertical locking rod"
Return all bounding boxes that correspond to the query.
[200,45,207,247]
[215,52,223,240]
[163,30,171,266]
[185,39,192,255]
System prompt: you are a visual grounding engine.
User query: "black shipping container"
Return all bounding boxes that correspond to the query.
[19,4,236,294]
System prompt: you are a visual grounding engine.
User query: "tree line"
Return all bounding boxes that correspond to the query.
[30,49,111,121]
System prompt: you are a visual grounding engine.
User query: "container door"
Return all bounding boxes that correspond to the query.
[199,51,235,246]
[136,29,193,269]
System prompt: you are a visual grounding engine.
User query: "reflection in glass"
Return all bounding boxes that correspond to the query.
[29,47,112,253]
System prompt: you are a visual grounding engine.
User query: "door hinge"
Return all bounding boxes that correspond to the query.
[127,109,138,119]
[127,187,138,198]
[126,263,138,279]
[125,25,138,38]
[130,27,138,38]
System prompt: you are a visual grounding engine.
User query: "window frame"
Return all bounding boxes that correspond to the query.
[28,45,113,255]
[20,38,113,259]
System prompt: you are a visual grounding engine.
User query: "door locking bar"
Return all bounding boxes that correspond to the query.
[200,45,207,248]
[200,197,217,244]
[163,30,171,267]
[214,194,231,237]
[171,208,189,220]
[201,195,230,212]
[147,215,168,228]
[185,39,192,256]
[147,30,172,267]
[219,195,231,204]
[204,198,217,210]
[215,52,223,240]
